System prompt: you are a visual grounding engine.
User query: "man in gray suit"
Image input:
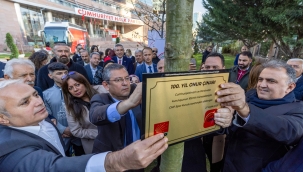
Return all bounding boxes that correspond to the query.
[0,80,168,171]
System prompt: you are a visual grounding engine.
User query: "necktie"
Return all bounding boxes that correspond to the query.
[125,111,133,147]
[148,66,153,73]
[119,59,122,65]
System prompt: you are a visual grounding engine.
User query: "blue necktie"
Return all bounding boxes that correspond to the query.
[148,66,153,73]
[125,111,133,147]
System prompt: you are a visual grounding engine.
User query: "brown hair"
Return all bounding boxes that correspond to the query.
[247,62,264,90]
[61,72,98,122]
[28,52,48,70]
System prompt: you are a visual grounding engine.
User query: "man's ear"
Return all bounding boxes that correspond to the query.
[48,73,53,79]
[0,114,10,126]
[102,81,110,91]
[4,75,10,80]
[286,82,296,94]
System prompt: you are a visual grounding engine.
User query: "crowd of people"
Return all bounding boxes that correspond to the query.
[0,43,303,172]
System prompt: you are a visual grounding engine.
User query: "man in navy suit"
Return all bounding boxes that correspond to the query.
[112,44,135,75]
[84,52,101,84]
[287,58,303,100]
[135,47,158,82]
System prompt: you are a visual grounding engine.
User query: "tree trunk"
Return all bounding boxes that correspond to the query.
[161,0,194,171]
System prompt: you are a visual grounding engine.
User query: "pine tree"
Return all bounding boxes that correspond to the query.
[5,33,19,59]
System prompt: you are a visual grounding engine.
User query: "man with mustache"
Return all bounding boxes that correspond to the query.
[0,80,168,171]
[229,51,252,90]
[37,43,89,91]
[3,59,43,100]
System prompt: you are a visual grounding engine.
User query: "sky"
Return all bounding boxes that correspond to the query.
[194,0,207,13]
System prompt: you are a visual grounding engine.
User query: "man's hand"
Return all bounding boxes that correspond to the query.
[214,107,234,128]
[62,127,72,137]
[117,83,142,114]
[105,133,168,171]
[216,83,250,118]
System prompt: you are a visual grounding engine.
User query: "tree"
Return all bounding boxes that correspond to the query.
[131,0,166,38]
[160,0,195,171]
[5,33,19,59]
[201,0,303,58]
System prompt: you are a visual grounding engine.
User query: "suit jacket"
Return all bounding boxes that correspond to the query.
[0,61,6,78]
[89,84,142,153]
[0,119,93,171]
[84,64,101,84]
[223,101,303,172]
[72,53,82,62]
[113,56,135,75]
[135,63,158,82]
[294,75,303,100]
[228,65,252,91]
[66,85,108,154]
[37,57,89,91]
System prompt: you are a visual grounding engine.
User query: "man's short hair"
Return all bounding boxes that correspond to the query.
[0,80,23,117]
[205,52,225,66]
[263,60,296,84]
[240,51,253,59]
[4,59,35,78]
[48,62,68,73]
[142,47,153,53]
[287,58,303,68]
[102,63,127,83]
[135,50,143,54]
[90,52,100,58]
[80,50,88,54]
[114,44,124,50]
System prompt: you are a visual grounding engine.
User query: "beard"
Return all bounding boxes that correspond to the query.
[238,64,249,70]
[57,55,70,64]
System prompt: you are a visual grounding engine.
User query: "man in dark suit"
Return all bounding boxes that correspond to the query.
[72,44,83,62]
[135,47,158,82]
[0,61,6,78]
[0,80,168,171]
[90,63,142,153]
[84,52,101,84]
[77,50,90,67]
[133,50,144,72]
[218,60,303,172]
[287,58,303,100]
[37,43,89,91]
[112,44,135,75]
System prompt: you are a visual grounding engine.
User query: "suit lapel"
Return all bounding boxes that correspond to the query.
[143,63,147,73]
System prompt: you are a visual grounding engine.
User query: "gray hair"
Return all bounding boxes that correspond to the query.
[4,59,35,78]
[287,58,303,68]
[114,43,124,50]
[102,63,127,83]
[135,50,143,54]
[262,60,296,84]
[90,52,100,58]
[0,79,24,117]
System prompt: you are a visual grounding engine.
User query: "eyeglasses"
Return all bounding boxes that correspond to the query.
[107,77,130,83]
[62,71,76,80]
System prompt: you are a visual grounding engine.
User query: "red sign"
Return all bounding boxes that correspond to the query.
[203,109,217,128]
[154,121,169,135]
[75,8,143,25]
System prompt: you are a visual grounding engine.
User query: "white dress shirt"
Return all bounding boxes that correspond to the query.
[11,120,108,172]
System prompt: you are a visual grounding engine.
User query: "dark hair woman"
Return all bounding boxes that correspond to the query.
[28,51,48,85]
[61,71,108,154]
[104,49,115,62]
[90,45,99,53]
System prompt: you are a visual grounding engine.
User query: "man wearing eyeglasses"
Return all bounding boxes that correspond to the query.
[152,47,160,64]
[72,44,83,62]
[37,43,89,91]
[287,58,303,100]
[89,63,143,156]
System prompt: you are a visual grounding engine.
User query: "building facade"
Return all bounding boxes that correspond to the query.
[1,0,150,53]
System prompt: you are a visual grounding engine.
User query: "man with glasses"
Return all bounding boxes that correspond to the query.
[89,63,143,154]
[72,44,83,62]
[37,43,89,91]
[152,47,160,64]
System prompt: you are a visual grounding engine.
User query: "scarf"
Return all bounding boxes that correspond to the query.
[248,90,296,109]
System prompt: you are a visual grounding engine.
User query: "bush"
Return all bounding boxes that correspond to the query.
[5,33,19,59]
[222,44,231,53]
[193,41,199,55]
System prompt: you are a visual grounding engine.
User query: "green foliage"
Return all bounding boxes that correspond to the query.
[202,0,303,58]
[5,33,19,59]
[222,44,231,54]
[259,41,272,57]
[193,41,199,55]
[116,37,120,44]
